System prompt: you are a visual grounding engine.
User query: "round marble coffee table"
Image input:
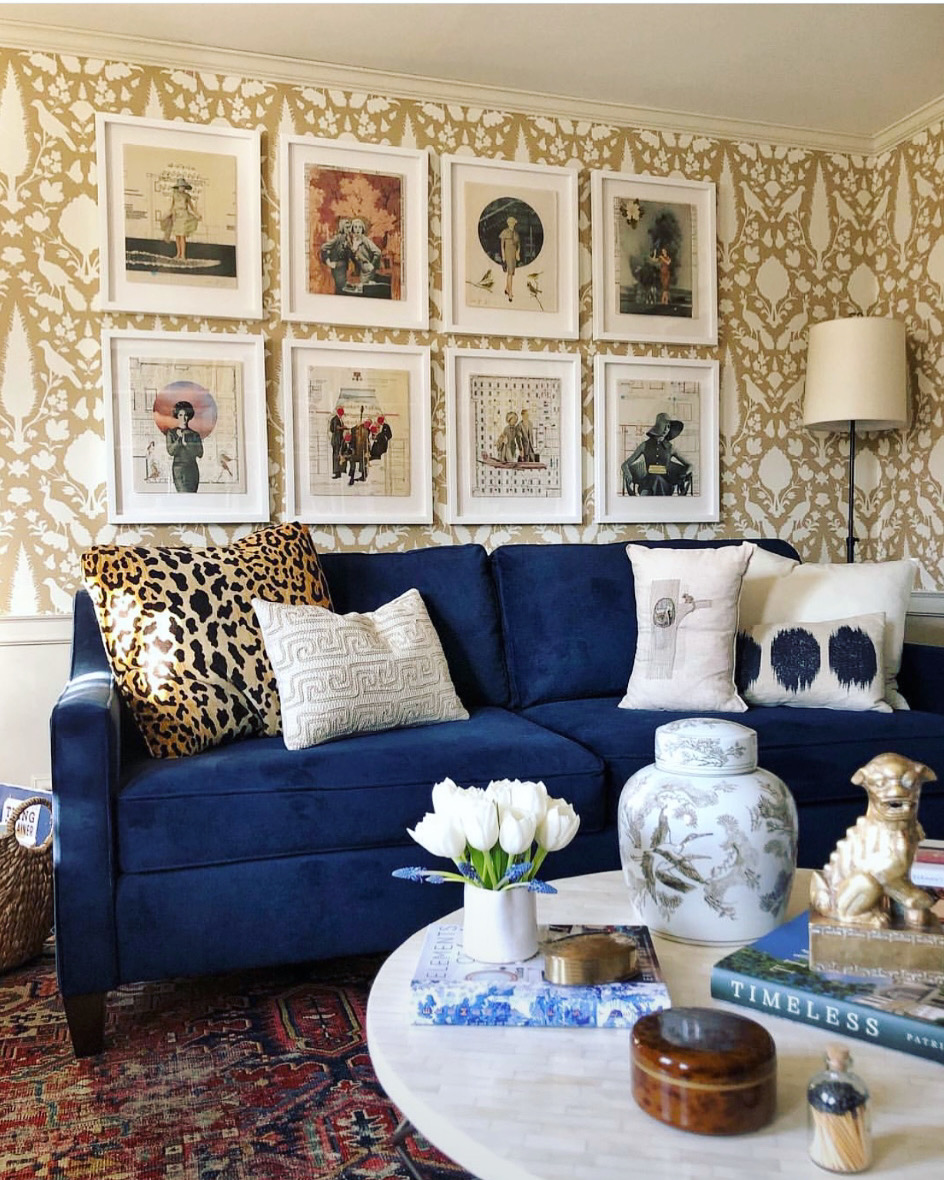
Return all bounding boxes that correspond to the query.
[366,870,944,1180]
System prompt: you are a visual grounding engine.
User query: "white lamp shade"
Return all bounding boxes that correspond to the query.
[803,316,908,432]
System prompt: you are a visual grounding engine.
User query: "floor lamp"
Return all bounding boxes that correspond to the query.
[802,316,908,563]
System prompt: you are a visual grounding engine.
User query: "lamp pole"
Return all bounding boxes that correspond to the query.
[846,419,857,564]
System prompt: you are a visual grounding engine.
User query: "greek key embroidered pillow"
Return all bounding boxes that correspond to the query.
[253,588,469,749]
[736,613,891,712]
[620,543,753,712]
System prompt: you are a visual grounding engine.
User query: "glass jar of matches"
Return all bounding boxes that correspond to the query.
[807,1044,872,1173]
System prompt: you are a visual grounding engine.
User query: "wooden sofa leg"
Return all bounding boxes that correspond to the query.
[62,992,106,1057]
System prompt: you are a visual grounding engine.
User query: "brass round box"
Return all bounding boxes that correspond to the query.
[631,1007,777,1135]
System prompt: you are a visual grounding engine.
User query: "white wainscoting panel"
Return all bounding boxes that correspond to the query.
[0,614,72,789]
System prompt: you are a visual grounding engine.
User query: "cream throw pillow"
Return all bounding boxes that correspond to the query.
[253,589,469,749]
[620,543,753,712]
[737,613,891,712]
[738,559,917,709]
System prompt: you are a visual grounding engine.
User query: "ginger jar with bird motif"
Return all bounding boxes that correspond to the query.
[618,718,798,944]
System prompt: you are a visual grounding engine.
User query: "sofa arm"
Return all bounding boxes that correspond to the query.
[898,641,944,715]
[50,668,122,995]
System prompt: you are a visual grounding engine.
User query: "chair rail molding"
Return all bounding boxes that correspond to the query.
[0,613,73,648]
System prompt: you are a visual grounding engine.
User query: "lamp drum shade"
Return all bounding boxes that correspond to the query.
[803,316,908,432]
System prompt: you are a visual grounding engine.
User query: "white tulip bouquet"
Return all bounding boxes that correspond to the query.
[393,777,581,892]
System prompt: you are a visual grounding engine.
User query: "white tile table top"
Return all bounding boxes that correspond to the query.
[366,870,944,1180]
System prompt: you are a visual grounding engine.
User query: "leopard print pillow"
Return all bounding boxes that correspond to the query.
[82,522,332,758]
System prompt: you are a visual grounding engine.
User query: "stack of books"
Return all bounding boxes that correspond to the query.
[409,922,671,1028]
[711,905,944,1065]
[911,839,944,896]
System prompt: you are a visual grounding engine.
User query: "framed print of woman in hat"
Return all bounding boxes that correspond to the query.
[593,355,720,524]
[161,177,201,261]
[621,411,693,497]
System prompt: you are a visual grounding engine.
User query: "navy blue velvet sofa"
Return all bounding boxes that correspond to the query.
[51,538,944,1054]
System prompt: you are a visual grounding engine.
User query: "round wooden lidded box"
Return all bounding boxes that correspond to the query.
[631,1007,777,1135]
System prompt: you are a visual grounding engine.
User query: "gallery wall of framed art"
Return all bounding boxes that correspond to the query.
[90,107,724,537]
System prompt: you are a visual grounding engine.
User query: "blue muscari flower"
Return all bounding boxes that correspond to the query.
[504,862,532,883]
[391,867,445,884]
[527,879,558,894]
[457,862,481,883]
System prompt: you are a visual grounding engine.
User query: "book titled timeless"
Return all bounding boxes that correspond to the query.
[410,923,671,1028]
[711,911,944,1065]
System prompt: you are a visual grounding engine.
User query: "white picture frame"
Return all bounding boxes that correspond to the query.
[96,114,263,319]
[102,329,268,523]
[594,354,720,523]
[441,155,579,339]
[591,171,717,345]
[282,339,432,525]
[445,347,582,524]
[280,135,429,330]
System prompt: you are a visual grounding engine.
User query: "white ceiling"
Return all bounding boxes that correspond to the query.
[3,3,944,146]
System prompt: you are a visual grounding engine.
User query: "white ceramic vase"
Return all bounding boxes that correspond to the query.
[462,883,539,963]
[618,717,798,945]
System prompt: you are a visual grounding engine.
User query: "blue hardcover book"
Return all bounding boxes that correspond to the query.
[1,783,53,848]
[410,923,671,1028]
[711,910,944,1065]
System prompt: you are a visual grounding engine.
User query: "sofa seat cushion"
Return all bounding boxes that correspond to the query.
[116,706,606,873]
[520,698,944,819]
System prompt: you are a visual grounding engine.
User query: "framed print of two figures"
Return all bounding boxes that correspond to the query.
[280,136,429,331]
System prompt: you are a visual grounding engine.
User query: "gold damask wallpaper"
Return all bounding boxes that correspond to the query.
[0,44,942,616]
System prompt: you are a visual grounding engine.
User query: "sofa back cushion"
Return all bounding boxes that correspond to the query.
[491,539,801,708]
[319,544,509,708]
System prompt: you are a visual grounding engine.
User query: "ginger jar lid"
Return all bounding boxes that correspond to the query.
[653,717,757,775]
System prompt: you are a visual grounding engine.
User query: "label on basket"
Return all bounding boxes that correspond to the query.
[1,799,41,846]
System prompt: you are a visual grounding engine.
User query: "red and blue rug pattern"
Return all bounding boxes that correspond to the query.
[0,945,475,1180]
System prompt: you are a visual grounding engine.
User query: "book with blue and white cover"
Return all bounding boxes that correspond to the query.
[410,922,671,1028]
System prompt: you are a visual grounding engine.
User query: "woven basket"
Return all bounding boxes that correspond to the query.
[0,796,54,973]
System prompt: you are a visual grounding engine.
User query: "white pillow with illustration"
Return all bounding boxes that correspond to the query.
[620,543,753,713]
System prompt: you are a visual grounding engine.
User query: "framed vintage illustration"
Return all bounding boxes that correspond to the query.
[102,329,268,523]
[96,114,263,319]
[441,156,579,339]
[280,135,429,330]
[282,340,431,525]
[444,347,582,525]
[590,171,717,345]
[593,354,719,523]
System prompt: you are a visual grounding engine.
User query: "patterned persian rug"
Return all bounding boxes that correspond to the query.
[0,943,474,1180]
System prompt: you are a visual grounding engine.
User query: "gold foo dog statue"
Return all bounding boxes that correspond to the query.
[810,753,939,930]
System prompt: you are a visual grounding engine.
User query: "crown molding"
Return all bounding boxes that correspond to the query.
[871,91,944,156]
[0,16,882,155]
